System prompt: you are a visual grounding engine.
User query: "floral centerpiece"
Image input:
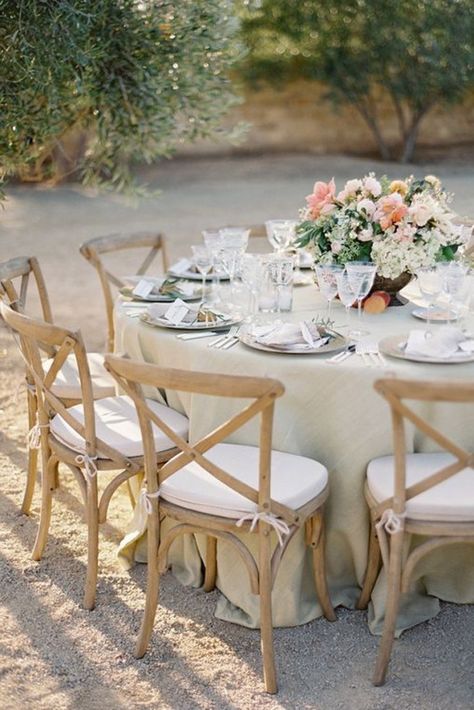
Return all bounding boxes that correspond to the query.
[296,174,466,281]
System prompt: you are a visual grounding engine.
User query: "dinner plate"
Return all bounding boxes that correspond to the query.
[411,307,458,323]
[378,334,474,364]
[168,268,230,282]
[139,311,239,331]
[119,286,202,303]
[239,332,347,355]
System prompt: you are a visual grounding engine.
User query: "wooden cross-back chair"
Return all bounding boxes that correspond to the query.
[0,302,189,610]
[356,377,474,686]
[80,232,169,352]
[104,354,335,694]
[0,256,116,514]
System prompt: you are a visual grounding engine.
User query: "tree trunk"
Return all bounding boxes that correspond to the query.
[352,99,392,161]
[400,108,430,163]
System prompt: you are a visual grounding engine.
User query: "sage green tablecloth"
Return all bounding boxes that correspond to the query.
[114,284,474,634]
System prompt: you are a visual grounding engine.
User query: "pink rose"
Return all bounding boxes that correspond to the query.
[357,198,376,218]
[409,202,432,227]
[305,178,336,219]
[363,176,382,197]
[374,193,408,230]
[331,241,342,254]
[358,227,373,242]
[337,178,362,202]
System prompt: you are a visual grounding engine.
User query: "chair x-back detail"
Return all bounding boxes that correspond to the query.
[80,232,169,352]
[356,377,474,685]
[104,354,335,694]
[0,256,116,514]
[0,302,188,610]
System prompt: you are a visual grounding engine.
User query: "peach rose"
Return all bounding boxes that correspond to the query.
[306,178,336,219]
[374,193,408,230]
[409,202,432,227]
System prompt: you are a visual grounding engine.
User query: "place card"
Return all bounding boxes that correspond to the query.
[132,279,156,298]
[164,298,191,325]
[170,258,192,274]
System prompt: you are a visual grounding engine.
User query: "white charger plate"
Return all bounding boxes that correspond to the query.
[411,307,458,323]
[140,311,239,331]
[379,334,474,364]
[168,268,230,282]
[239,332,347,355]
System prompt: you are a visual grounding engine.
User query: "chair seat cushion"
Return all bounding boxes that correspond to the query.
[367,453,474,522]
[43,352,115,400]
[50,395,188,458]
[160,443,328,518]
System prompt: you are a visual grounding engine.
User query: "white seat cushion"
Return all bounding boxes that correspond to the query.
[50,395,188,458]
[160,443,328,518]
[367,453,474,522]
[43,352,115,400]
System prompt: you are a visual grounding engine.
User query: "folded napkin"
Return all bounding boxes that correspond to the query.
[405,327,474,358]
[250,321,328,349]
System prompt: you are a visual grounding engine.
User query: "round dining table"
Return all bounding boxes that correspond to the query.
[114,280,474,634]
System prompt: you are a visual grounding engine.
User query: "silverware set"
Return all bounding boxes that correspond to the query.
[355,340,388,367]
[175,325,241,349]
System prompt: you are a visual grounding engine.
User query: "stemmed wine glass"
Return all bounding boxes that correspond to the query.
[219,228,250,309]
[440,262,470,324]
[267,255,294,313]
[336,270,357,330]
[314,264,344,319]
[190,245,212,299]
[265,220,297,253]
[345,262,377,337]
[202,229,223,304]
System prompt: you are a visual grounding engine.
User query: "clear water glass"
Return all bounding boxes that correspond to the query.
[336,270,357,330]
[345,262,377,337]
[314,264,344,319]
[202,229,223,304]
[240,254,264,321]
[440,262,470,323]
[416,266,443,330]
[267,255,295,313]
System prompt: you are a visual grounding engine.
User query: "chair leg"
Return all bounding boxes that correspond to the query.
[31,453,57,561]
[83,475,99,611]
[259,528,277,694]
[22,391,39,515]
[356,518,382,610]
[203,536,217,592]
[135,505,160,658]
[373,530,404,686]
[310,513,336,621]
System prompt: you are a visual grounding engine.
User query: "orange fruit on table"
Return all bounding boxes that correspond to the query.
[363,294,387,314]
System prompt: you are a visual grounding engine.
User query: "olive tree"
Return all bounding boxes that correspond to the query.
[0,0,242,194]
[240,0,474,162]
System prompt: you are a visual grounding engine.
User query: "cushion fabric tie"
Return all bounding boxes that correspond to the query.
[75,454,98,480]
[140,487,161,515]
[236,511,290,546]
[375,508,406,570]
[27,416,49,450]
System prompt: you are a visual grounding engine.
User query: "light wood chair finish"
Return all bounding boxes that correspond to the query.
[356,377,474,685]
[0,302,182,610]
[79,232,169,352]
[0,256,116,514]
[104,354,335,694]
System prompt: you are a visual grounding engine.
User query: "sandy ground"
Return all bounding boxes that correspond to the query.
[0,154,474,709]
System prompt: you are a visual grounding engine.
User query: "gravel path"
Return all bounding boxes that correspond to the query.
[0,154,473,708]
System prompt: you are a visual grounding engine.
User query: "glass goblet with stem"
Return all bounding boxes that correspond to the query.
[314,264,344,320]
[219,228,250,307]
[240,254,263,322]
[336,270,357,331]
[440,262,470,324]
[202,229,223,305]
[416,266,443,331]
[268,254,295,313]
[265,220,297,253]
[345,262,377,338]
[190,245,212,301]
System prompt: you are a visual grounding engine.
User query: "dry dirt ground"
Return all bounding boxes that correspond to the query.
[0,154,473,709]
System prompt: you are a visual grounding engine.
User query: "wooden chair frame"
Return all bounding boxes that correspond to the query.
[80,232,169,352]
[356,377,474,685]
[104,353,335,694]
[0,302,179,610]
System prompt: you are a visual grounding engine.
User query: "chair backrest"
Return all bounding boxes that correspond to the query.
[104,354,299,525]
[79,232,169,351]
[0,256,55,355]
[374,377,474,517]
[0,301,134,471]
